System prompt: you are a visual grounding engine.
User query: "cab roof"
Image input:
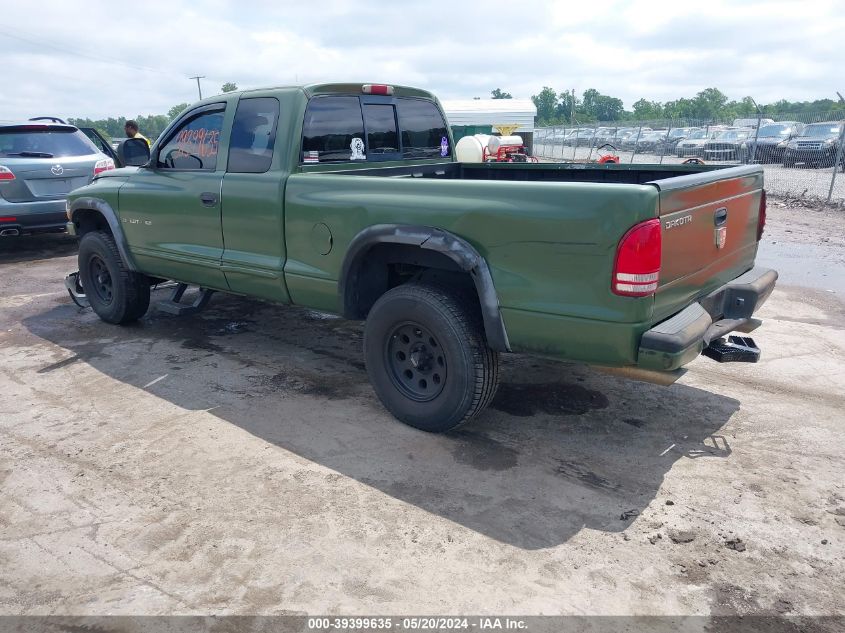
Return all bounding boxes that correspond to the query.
[193,82,437,105]
[0,121,77,131]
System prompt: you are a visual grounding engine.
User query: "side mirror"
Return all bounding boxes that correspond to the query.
[116,138,151,168]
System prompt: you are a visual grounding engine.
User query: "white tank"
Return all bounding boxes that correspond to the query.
[455,134,492,163]
[487,135,523,153]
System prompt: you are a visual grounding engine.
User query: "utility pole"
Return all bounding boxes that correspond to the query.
[749,97,762,164]
[190,75,205,100]
[827,91,845,203]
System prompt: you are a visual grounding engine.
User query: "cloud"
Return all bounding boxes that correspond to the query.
[1,0,843,121]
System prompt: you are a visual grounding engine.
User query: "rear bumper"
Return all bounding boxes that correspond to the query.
[637,267,778,371]
[749,144,785,162]
[783,148,840,166]
[0,197,67,233]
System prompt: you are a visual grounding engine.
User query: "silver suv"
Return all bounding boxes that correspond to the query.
[0,119,114,236]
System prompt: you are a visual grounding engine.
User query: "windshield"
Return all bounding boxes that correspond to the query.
[715,130,749,141]
[687,129,708,140]
[757,124,790,137]
[800,124,841,138]
[0,127,98,158]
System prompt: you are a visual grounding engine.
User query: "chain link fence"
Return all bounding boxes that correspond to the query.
[532,111,845,204]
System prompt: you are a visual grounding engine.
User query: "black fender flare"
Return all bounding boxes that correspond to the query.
[340,224,511,352]
[69,197,138,271]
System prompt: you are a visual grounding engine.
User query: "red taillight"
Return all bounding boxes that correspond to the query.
[612,218,662,297]
[757,189,767,241]
[0,166,15,181]
[0,217,17,222]
[362,84,394,96]
[93,158,115,176]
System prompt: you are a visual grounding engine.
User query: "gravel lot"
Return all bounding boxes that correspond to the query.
[1,203,843,623]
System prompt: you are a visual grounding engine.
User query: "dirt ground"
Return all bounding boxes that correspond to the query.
[0,201,843,622]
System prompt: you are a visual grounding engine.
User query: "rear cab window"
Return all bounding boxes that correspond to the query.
[301,95,450,164]
[363,104,399,158]
[302,97,364,163]
[0,126,99,158]
[397,99,450,159]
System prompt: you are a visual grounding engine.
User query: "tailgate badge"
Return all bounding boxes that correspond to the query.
[51,164,64,176]
[715,226,727,249]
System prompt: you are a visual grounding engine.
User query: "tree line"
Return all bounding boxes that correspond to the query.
[490,87,845,125]
[68,83,238,141]
[68,82,843,140]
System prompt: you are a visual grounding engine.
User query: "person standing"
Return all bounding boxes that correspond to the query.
[124,120,150,147]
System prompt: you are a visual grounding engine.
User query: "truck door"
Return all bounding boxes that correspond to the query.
[220,96,290,303]
[117,104,229,290]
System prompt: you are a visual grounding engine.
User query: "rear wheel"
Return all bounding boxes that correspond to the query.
[364,282,499,433]
[78,231,150,324]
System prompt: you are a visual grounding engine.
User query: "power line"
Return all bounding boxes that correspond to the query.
[0,26,179,77]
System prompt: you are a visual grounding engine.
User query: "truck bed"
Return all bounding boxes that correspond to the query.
[328,160,737,185]
[287,160,765,368]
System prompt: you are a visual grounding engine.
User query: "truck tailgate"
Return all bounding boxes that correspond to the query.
[649,165,765,322]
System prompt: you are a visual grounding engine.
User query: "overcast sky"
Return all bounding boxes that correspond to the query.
[2,0,843,121]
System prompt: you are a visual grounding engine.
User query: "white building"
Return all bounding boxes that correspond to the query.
[440,99,537,134]
[441,98,537,152]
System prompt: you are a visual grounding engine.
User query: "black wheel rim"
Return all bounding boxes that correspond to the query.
[88,255,114,305]
[384,321,447,402]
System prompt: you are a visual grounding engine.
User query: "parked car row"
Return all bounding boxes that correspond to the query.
[536,120,845,168]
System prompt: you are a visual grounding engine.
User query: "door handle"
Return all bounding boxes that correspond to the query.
[200,192,219,207]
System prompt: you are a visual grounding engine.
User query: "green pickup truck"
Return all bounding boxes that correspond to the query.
[65,82,777,432]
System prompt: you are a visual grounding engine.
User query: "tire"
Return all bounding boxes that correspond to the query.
[363,282,499,433]
[78,231,150,324]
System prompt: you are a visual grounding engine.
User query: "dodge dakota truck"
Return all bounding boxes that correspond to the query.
[65,83,777,433]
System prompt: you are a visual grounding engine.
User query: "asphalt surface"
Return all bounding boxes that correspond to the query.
[0,204,843,621]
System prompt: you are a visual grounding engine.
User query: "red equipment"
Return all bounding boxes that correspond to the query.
[482,144,539,163]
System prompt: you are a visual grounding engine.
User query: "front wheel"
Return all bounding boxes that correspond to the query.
[78,231,150,324]
[364,282,499,433]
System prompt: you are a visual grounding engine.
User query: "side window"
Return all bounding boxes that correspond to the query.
[301,97,365,163]
[228,97,280,173]
[157,109,224,170]
[363,104,399,155]
[397,99,450,159]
